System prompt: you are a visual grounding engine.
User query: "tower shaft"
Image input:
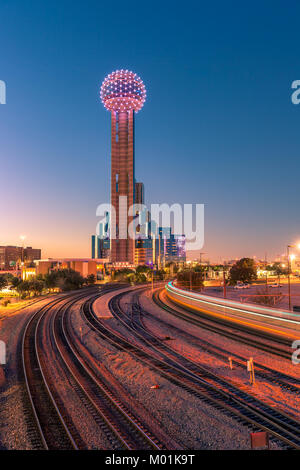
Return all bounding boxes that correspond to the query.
[110,110,135,263]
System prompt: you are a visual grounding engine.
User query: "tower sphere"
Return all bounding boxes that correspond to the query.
[100,69,146,113]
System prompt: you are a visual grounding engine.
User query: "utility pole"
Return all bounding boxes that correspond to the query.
[287,245,291,311]
[199,252,206,266]
[247,357,255,385]
[286,243,300,310]
[223,269,227,299]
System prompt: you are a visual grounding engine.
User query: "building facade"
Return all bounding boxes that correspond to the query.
[100,70,146,264]
[91,235,110,259]
[0,245,41,270]
[35,258,108,278]
[135,182,144,205]
[134,239,153,266]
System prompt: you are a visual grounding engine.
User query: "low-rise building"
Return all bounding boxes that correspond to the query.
[35,258,109,278]
[0,245,41,270]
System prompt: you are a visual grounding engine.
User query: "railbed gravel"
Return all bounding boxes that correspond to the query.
[39,303,119,449]
[0,306,45,450]
[71,296,281,450]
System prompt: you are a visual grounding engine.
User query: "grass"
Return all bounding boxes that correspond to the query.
[0,294,54,317]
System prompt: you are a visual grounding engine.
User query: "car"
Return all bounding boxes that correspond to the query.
[269,283,283,288]
[234,283,249,289]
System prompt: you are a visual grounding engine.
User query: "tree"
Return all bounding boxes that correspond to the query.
[16,280,31,298]
[11,276,21,288]
[86,274,96,285]
[229,258,257,285]
[177,269,204,291]
[113,268,135,282]
[127,273,136,285]
[56,269,85,291]
[44,272,58,291]
[135,265,152,280]
[194,264,205,273]
[154,269,165,281]
[135,272,147,283]
[29,279,44,296]
[271,262,288,276]
[4,273,14,283]
[135,265,150,274]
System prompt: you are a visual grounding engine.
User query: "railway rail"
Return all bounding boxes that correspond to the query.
[80,289,300,449]
[141,289,300,394]
[21,291,92,449]
[51,289,164,450]
[155,289,292,359]
[22,285,164,450]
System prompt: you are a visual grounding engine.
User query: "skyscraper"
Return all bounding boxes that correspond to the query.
[100,70,146,264]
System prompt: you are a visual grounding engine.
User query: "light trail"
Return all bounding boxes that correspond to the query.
[166,282,300,339]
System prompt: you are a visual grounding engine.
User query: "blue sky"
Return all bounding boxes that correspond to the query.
[1,0,300,261]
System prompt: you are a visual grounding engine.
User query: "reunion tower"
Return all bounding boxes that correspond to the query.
[100,70,146,264]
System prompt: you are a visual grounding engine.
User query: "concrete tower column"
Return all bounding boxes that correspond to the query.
[100,70,146,265]
[110,110,135,263]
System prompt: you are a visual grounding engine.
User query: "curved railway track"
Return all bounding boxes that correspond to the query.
[51,291,164,450]
[149,289,300,393]
[22,286,164,450]
[21,292,91,449]
[80,289,300,449]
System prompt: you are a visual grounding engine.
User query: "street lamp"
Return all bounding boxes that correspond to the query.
[287,243,300,310]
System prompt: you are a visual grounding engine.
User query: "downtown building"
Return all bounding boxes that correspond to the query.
[100,70,146,265]
[91,211,110,259]
[154,228,186,267]
[0,245,41,270]
[95,69,186,268]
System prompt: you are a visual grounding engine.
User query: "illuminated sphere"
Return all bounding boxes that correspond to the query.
[100,69,146,113]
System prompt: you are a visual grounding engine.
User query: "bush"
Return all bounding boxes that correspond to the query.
[177,270,204,290]
[251,287,283,307]
[86,274,96,285]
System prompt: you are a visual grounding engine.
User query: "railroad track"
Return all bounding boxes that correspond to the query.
[154,289,293,359]
[21,291,93,449]
[50,289,164,450]
[81,290,300,449]
[22,284,162,450]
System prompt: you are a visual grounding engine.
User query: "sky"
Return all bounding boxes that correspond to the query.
[1,0,300,262]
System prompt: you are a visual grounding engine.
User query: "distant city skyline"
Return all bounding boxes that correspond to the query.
[1,1,300,262]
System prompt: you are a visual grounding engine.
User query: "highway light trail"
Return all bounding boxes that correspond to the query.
[166,282,300,339]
